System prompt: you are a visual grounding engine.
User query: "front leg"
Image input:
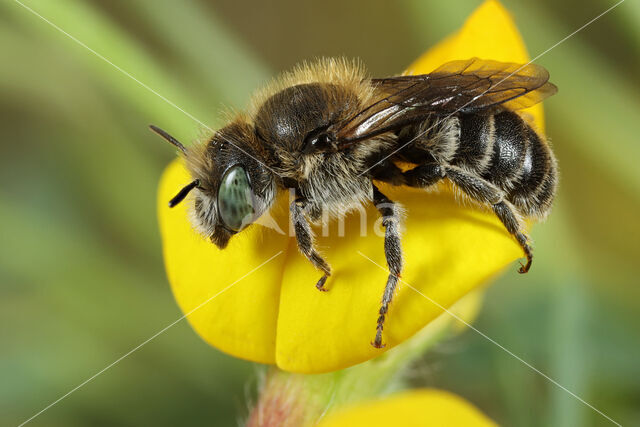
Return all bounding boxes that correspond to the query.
[290,197,332,291]
[371,184,404,348]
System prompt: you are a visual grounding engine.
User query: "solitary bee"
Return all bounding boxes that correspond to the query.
[151,58,557,348]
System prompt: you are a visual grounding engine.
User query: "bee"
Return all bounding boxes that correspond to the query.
[150,57,558,348]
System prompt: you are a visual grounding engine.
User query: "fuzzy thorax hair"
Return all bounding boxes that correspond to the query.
[247,57,375,120]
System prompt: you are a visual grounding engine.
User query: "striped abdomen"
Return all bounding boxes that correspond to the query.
[450,111,557,218]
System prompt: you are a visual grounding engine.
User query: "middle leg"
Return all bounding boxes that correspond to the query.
[371,184,404,348]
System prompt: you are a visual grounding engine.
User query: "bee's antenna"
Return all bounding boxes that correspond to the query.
[149,125,187,154]
[169,179,200,208]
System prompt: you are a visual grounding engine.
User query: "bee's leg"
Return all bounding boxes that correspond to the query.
[493,201,533,273]
[403,162,446,188]
[443,165,533,273]
[290,198,332,291]
[368,159,406,186]
[371,184,403,349]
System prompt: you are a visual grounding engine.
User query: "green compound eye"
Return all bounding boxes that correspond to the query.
[217,166,255,232]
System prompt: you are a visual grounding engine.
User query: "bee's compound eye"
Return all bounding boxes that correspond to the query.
[217,166,255,232]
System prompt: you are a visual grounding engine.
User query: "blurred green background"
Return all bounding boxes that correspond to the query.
[1,0,638,426]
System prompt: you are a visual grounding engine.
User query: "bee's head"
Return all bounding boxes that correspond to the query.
[150,121,276,249]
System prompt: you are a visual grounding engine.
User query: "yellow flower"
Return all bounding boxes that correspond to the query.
[158,0,546,373]
[315,389,496,427]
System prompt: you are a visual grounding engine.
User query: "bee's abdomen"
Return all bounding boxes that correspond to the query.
[450,113,495,174]
[480,112,529,189]
[451,111,557,218]
[507,122,557,218]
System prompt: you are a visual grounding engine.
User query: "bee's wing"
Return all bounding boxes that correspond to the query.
[334,58,557,146]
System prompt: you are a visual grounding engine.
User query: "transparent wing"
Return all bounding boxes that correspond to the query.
[334,58,557,146]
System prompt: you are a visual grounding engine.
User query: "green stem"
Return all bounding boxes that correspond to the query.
[247,303,466,427]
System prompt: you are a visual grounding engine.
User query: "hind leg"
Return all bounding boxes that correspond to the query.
[493,201,533,273]
[444,165,533,273]
[401,163,533,273]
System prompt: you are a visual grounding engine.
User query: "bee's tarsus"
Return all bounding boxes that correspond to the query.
[372,334,385,349]
[316,274,329,292]
[518,253,533,274]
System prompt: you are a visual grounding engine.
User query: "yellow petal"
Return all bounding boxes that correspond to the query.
[316,389,496,427]
[158,161,289,364]
[275,0,541,372]
[408,0,544,131]
[158,0,546,372]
